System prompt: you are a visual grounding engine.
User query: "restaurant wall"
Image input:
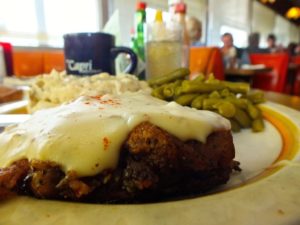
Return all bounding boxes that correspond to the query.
[251,1,275,47]
[276,16,300,45]
[252,1,300,47]
[289,24,300,44]
[207,0,251,47]
[274,16,295,46]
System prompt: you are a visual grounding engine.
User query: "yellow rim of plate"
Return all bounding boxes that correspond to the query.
[210,105,300,197]
[239,105,300,185]
[263,106,300,162]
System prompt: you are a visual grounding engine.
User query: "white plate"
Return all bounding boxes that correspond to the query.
[0,102,300,225]
[0,100,28,114]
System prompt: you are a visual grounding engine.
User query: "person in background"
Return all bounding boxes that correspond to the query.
[295,43,300,55]
[241,32,269,65]
[239,32,261,65]
[186,16,204,47]
[286,42,298,56]
[220,32,238,68]
[266,33,284,53]
[247,32,260,53]
[246,32,269,53]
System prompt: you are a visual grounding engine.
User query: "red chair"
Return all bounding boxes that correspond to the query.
[43,50,65,73]
[249,53,289,93]
[0,42,13,76]
[290,56,300,95]
[13,50,44,76]
[189,47,224,80]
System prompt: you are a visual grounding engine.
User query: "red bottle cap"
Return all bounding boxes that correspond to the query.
[175,3,186,13]
[136,2,147,10]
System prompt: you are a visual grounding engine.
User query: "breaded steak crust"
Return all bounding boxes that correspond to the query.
[0,122,236,203]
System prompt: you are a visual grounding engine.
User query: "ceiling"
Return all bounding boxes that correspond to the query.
[257,0,300,26]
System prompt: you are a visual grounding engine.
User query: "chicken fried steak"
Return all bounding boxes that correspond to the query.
[0,93,238,203]
[0,122,236,203]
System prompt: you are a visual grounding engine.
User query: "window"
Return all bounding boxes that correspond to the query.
[0,0,100,47]
[0,0,38,46]
[44,0,99,46]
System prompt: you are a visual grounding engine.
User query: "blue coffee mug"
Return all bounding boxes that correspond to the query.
[63,32,137,76]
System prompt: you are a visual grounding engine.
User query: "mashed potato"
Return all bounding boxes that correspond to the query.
[28,70,151,113]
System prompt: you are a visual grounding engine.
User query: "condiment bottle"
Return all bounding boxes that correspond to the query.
[175,2,189,67]
[134,1,147,61]
[168,0,183,22]
[130,27,138,55]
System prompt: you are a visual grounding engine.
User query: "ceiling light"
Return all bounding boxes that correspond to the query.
[286,7,300,19]
[260,0,276,3]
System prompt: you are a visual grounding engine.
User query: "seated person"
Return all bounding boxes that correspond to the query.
[266,34,284,53]
[186,16,204,47]
[246,32,268,54]
[286,42,297,56]
[220,33,238,68]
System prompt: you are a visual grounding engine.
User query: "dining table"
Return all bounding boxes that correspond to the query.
[263,90,300,110]
[225,64,300,95]
[225,66,273,83]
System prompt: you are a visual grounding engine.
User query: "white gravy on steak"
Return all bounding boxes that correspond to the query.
[0,93,230,177]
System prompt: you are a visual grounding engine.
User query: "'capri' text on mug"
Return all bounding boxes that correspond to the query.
[66,59,93,73]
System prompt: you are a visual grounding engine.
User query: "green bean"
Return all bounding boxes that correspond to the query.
[247,91,265,104]
[192,74,205,82]
[205,73,221,84]
[181,80,191,86]
[191,95,208,109]
[181,82,225,94]
[207,73,215,80]
[234,108,252,128]
[163,80,182,98]
[162,84,175,99]
[174,86,183,97]
[147,68,265,132]
[148,68,190,87]
[247,103,261,119]
[202,98,236,118]
[252,118,265,132]
[209,91,221,99]
[220,88,231,97]
[230,119,241,132]
[202,98,223,110]
[226,97,249,109]
[175,94,198,106]
[217,101,236,118]
[221,81,250,94]
[151,85,165,99]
